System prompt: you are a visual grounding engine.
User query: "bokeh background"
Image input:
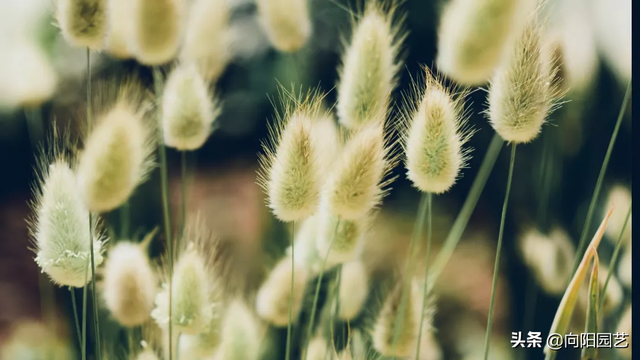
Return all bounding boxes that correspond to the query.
[0,0,631,359]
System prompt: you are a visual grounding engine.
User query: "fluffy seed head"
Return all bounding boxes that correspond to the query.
[336,1,404,129]
[312,114,342,175]
[131,0,184,65]
[518,227,575,295]
[402,67,471,194]
[372,279,435,357]
[77,84,155,213]
[258,88,327,222]
[0,39,57,109]
[255,254,308,326]
[618,244,631,288]
[255,0,311,52]
[323,123,392,220]
[30,152,105,288]
[436,0,535,85]
[316,201,366,264]
[105,0,134,58]
[152,243,213,335]
[56,0,107,49]
[604,184,631,246]
[304,336,330,360]
[215,299,261,360]
[162,63,221,151]
[616,305,632,358]
[102,235,157,327]
[487,15,563,143]
[338,260,369,320]
[180,0,231,81]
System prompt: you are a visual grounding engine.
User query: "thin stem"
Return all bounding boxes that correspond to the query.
[391,193,429,355]
[304,220,341,360]
[431,134,504,282]
[153,67,174,360]
[69,288,82,350]
[85,47,102,360]
[285,222,295,360]
[599,203,631,311]
[415,193,433,360]
[81,273,87,360]
[120,201,130,239]
[571,80,631,276]
[181,151,187,237]
[483,143,516,360]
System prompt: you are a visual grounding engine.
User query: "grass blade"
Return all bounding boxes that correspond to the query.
[581,253,599,360]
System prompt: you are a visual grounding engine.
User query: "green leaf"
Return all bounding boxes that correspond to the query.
[581,253,599,360]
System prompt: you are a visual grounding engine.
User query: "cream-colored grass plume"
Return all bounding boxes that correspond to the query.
[402,67,471,194]
[0,39,57,109]
[258,87,327,222]
[105,0,134,59]
[323,123,394,220]
[604,184,631,245]
[518,226,575,295]
[487,13,563,144]
[181,0,231,81]
[215,299,261,360]
[338,260,369,320]
[131,0,185,65]
[336,1,404,129]
[304,335,330,360]
[30,152,105,288]
[315,200,367,264]
[102,229,158,327]
[436,0,535,85]
[255,0,311,52]
[151,218,220,335]
[372,279,435,357]
[312,114,342,175]
[162,63,221,151]
[618,244,631,288]
[56,0,107,49]
[77,81,155,213]
[255,254,308,326]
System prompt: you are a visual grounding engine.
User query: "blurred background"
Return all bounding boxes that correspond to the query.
[0,0,631,359]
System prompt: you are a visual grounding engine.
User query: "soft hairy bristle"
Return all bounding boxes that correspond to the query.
[215,299,261,360]
[336,1,404,129]
[131,0,184,65]
[103,240,157,327]
[255,0,311,52]
[338,260,369,321]
[372,279,435,357]
[152,243,213,335]
[77,84,155,213]
[323,123,391,220]
[487,15,563,143]
[312,114,342,175]
[436,0,535,85]
[258,88,327,222]
[105,0,134,59]
[315,200,366,264]
[31,157,105,288]
[255,254,308,326]
[518,227,575,295]
[402,67,471,194]
[56,0,107,49]
[162,63,221,151]
[180,0,231,81]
